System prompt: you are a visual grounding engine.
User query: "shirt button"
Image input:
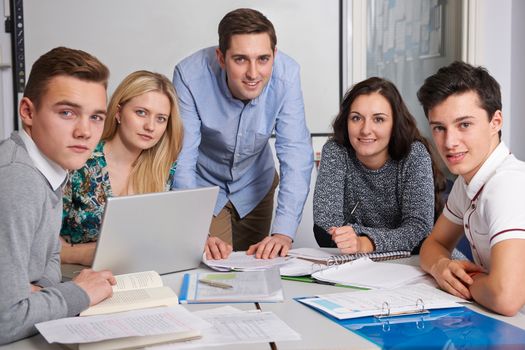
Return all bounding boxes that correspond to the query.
[471,204,476,210]
[465,224,469,229]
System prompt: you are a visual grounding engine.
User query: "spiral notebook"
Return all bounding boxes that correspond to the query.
[287,248,411,265]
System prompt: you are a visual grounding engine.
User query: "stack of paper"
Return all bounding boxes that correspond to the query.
[148,306,301,349]
[36,306,207,350]
[203,251,290,271]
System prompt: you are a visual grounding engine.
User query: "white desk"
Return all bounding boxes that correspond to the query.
[261,280,379,349]
[3,260,525,349]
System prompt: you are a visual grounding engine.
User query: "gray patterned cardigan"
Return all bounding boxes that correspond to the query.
[313,139,435,252]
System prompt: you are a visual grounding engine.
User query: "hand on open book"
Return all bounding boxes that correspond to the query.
[73,269,116,306]
[246,234,292,259]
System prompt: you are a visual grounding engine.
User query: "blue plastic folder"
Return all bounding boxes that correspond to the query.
[296,298,525,349]
[179,269,284,304]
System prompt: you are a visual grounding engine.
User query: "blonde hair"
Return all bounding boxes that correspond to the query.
[102,70,183,194]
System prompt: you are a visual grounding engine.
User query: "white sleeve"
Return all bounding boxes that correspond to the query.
[442,178,466,226]
[484,171,525,247]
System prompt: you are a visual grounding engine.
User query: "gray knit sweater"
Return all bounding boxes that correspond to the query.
[0,132,89,344]
[313,139,434,252]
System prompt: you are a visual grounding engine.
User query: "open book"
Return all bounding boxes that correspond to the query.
[80,271,178,316]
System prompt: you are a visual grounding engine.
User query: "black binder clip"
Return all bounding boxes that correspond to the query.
[374,298,429,320]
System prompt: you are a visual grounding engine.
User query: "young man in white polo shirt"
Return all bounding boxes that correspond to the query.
[417,61,525,316]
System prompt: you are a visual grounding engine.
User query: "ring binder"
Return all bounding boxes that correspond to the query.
[326,250,411,266]
[374,298,429,319]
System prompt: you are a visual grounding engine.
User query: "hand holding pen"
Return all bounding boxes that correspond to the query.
[328,201,374,254]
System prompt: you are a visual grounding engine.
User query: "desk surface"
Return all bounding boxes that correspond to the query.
[3,259,525,350]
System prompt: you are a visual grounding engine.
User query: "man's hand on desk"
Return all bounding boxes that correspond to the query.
[73,269,116,306]
[205,236,233,260]
[246,234,292,259]
[430,257,484,300]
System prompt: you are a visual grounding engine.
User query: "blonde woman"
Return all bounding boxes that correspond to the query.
[60,70,183,266]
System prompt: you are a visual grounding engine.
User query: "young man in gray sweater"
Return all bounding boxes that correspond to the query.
[0,47,116,344]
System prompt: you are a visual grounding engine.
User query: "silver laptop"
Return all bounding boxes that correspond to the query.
[91,186,218,275]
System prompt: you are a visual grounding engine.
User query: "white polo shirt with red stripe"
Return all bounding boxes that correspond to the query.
[443,141,525,270]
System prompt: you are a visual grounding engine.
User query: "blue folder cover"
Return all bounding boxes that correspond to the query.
[178,273,190,304]
[295,297,525,349]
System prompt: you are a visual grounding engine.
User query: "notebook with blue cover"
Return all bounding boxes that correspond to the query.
[340,307,525,349]
[297,297,525,349]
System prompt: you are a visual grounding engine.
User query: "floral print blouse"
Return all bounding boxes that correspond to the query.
[60,141,176,244]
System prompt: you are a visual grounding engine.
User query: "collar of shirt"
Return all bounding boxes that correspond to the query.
[464,141,510,200]
[19,129,67,191]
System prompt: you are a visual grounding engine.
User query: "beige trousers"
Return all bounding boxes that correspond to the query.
[209,173,279,251]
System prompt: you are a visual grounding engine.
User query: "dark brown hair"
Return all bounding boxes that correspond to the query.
[332,77,446,219]
[218,8,277,54]
[24,46,109,109]
[417,61,502,138]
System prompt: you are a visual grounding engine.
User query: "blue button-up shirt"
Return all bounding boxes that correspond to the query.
[172,47,313,238]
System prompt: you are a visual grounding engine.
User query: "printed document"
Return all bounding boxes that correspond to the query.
[147,306,301,349]
[203,251,290,271]
[36,306,208,344]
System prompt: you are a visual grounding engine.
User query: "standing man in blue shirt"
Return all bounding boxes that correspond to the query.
[173,8,313,259]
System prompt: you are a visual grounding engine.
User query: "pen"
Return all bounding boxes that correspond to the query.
[350,200,359,216]
[198,279,233,289]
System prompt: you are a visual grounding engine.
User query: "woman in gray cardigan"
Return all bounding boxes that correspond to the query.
[313,77,445,254]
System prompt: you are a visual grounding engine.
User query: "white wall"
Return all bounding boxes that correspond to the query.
[510,0,525,160]
[482,0,525,159]
[4,0,340,135]
[2,1,524,156]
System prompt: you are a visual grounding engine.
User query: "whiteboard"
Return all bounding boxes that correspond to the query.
[23,0,340,133]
